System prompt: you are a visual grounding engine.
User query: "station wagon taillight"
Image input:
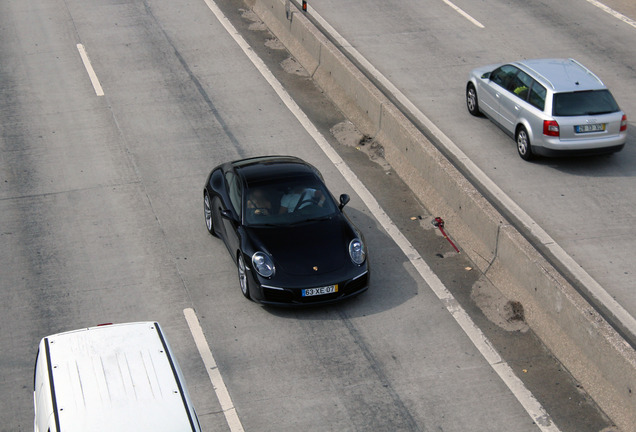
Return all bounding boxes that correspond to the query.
[543,120,560,137]
[620,114,627,132]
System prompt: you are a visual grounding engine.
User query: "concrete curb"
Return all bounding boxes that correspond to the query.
[253,1,636,430]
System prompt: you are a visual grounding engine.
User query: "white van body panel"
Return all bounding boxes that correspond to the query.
[34,322,201,432]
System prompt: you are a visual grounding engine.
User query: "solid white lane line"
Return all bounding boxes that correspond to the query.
[76,43,104,96]
[585,0,636,29]
[441,0,485,28]
[184,308,245,432]
[201,0,559,430]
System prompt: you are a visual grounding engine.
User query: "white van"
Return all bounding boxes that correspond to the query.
[33,321,201,432]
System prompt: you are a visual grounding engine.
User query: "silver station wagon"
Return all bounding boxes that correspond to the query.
[466,58,627,160]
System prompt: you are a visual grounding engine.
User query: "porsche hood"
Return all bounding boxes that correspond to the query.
[246,216,355,276]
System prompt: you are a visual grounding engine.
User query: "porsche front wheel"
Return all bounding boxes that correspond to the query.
[238,254,251,300]
[204,192,218,237]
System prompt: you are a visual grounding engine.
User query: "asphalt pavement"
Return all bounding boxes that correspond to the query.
[0,0,624,431]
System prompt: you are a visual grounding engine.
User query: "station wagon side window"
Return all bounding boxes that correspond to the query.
[490,65,518,90]
[508,70,533,101]
[225,172,242,217]
[528,81,547,111]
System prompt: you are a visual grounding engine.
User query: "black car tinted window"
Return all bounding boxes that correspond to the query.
[244,176,336,226]
[225,172,242,216]
[553,90,620,116]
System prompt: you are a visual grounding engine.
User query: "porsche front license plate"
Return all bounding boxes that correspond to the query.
[302,284,338,297]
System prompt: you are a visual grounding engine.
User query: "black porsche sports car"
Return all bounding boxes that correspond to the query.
[203,155,369,305]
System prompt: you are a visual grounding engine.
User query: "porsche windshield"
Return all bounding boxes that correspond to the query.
[243,177,337,226]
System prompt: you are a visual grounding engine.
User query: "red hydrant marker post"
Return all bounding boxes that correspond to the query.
[432,217,460,253]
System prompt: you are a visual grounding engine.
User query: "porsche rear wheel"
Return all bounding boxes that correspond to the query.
[238,254,251,299]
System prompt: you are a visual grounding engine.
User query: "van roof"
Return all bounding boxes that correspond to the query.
[42,322,198,432]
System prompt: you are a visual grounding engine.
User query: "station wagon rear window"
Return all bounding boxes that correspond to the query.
[553,90,620,117]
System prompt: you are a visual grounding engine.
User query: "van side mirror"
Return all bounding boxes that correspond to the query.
[339,194,350,210]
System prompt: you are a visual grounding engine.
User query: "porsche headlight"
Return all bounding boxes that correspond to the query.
[252,252,275,278]
[349,238,366,265]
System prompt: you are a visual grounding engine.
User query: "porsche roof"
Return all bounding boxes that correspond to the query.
[231,155,320,184]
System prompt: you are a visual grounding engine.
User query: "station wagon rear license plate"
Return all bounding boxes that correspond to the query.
[302,284,338,297]
[576,123,605,133]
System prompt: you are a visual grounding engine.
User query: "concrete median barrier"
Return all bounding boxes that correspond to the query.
[253,1,636,429]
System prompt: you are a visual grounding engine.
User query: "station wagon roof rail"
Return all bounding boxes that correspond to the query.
[515,61,555,90]
[515,58,604,91]
[568,58,604,85]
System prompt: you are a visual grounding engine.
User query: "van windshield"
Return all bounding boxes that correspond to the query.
[553,90,620,116]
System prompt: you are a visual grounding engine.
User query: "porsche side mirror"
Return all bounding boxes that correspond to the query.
[339,194,350,210]
[221,209,236,222]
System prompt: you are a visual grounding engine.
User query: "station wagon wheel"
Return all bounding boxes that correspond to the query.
[238,254,251,299]
[516,126,534,161]
[204,192,217,236]
[466,83,480,116]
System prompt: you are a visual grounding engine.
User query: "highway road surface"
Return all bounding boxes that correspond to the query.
[0,0,626,431]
